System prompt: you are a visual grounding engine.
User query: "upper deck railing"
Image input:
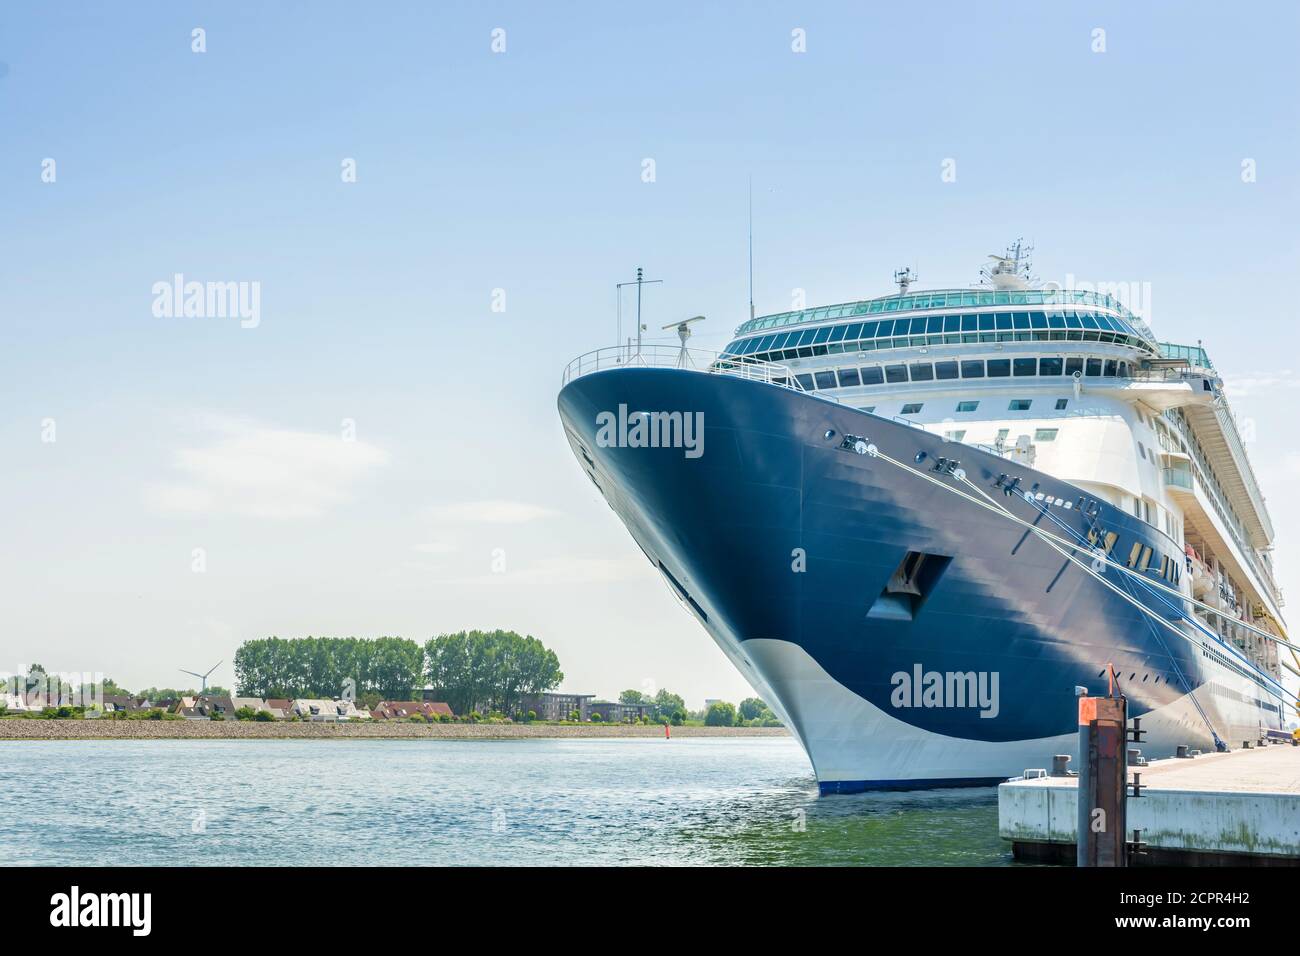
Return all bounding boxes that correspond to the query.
[735,287,1157,347]
[562,345,805,392]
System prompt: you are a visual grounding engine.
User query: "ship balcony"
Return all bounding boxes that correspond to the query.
[1162,463,1194,492]
[1164,460,1284,622]
[562,345,809,394]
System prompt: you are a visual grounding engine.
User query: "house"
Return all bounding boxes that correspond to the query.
[516,692,594,721]
[263,698,293,719]
[180,696,238,720]
[230,697,270,716]
[97,695,144,714]
[586,700,653,723]
[291,698,369,721]
[369,700,453,720]
[0,692,30,712]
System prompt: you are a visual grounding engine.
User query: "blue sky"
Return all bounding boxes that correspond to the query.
[2,1,1298,706]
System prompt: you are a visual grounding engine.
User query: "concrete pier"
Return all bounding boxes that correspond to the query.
[999,743,1300,865]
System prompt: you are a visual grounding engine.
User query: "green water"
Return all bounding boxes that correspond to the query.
[0,736,1012,866]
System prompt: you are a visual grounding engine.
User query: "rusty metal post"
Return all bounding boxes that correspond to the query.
[1076,694,1128,866]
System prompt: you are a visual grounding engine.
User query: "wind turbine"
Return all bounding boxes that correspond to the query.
[180,661,223,694]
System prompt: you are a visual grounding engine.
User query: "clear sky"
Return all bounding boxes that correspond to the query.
[3,1,1298,707]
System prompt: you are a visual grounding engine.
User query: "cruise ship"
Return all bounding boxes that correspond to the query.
[557,246,1300,791]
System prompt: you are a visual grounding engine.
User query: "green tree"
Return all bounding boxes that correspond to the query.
[423,630,562,716]
[619,689,647,705]
[738,697,773,722]
[233,636,422,699]
[704,701,737,727]
[650,689,686,723]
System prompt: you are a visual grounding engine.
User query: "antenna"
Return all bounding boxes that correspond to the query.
[615,268,662,359]
[894,267,917,295]
[180,660,223,694]
[980,239,1035,290]
[663,316,706,368]
[748,176,754,322]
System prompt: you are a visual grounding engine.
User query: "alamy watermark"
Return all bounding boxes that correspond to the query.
[152,273,260,328]
[595,405,704,459]
[1041,274,1153,326]
[890,664,1000,719]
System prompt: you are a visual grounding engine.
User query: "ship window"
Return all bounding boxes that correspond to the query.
[1139,443,1146,460]
[860,366,884,386]
[1137,546,1152,572]
[926,316,943,333]
[1040,357,1063,376]
[960,360,985,378]
[987,359,1011,377]
[861,321,879,339]
[814,370,837,390]
[943,315,960,333]
[844,323,863,341]
[1013,358,1037,376]
[795,374,815,391]
[1080,314,1100,330]
[944,430,966,442]
[885,364,908,384]
[978,315,994,331]
[1102,531,1118,554]
[1127,542,1143,567]
[1055,398,1068,410]
[1085,358,1103,376]
[935,361,959,380]
[960,315,977,332]
[900,403,923,415]
[996,428,1010,443]
[956,401,980,412]
[838,367,861,387]
[1034,428,1059,441]
[812,327,832,345]
[861,406,876,413]
[1009,399,1032,411]
[1011,312,1029,330]
[828,325,847,343]
[909,363,934,381]
[1104,360,1118,376]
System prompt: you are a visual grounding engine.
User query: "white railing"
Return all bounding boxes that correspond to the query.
[561,345,805,392]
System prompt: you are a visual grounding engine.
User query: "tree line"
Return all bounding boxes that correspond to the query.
[233,631,562,712]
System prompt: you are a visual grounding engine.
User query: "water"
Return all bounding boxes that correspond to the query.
[0,738,1013,866]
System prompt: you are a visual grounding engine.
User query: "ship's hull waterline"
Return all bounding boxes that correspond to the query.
[558,368,1289,791]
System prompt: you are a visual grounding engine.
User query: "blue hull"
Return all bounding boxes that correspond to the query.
[558,368,1284,787]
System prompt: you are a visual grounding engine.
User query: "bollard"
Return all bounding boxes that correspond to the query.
[1077,694,1128,867]
[1052,754,1072,776]
[1175,744,1189,759]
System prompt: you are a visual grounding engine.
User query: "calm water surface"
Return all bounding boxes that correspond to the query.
[0,738,1012,865]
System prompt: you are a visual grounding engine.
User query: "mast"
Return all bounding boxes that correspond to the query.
[748,176,755,321]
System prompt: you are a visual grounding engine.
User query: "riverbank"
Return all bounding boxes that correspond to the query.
[0,720,790,741]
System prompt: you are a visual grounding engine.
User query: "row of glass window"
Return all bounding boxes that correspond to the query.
[890,399,1069,417]
[792,356,1130,392]
[735,288,1138,336]
[727,310,1144,360]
